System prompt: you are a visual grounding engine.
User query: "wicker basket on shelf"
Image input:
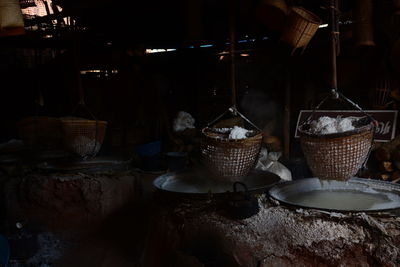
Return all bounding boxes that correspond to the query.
[200,109,262,181]
[280,7,321,54]
[16,116,62,148]
[60,118,107,158]
[298,113,374,181]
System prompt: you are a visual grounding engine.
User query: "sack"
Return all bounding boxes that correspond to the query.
[256,150,292,181]
[173,111,195,132]
[255,148,269,170]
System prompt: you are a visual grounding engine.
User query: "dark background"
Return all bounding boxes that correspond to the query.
[1,0,400,157]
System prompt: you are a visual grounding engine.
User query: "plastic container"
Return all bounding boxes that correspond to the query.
[135,141,161,157]
[135,141,163,171]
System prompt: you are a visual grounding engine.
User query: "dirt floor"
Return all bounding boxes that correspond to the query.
[2,171,400,267]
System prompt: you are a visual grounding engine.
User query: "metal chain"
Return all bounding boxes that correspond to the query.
[303,91,376,125]
[205,106,262,132]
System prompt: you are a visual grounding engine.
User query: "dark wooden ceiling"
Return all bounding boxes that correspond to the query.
[50,0,341,46]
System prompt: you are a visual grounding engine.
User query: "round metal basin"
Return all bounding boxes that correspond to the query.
[153,169,281,197]
[269,177,400,212]
[37,157,131,172]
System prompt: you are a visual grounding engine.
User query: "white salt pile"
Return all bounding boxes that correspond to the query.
[173,111,195,132]
[337,117,355,132]
[71,136,101,157]
[229,126,250,139]
[211,126,252,139]
[212,128,232,134]
[310,116,356,134]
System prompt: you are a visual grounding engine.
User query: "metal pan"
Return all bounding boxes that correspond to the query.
[153,169,281,198]
[37,157,131,173]
[269,177,400,212]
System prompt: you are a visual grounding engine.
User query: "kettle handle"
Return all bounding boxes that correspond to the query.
[233,181,249,193]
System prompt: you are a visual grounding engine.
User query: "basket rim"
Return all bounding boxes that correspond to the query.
[16,116,60,124]
[260,0,288,13]
[298,122,374,139]
[291,6,322,24]
[201,127,262,143]
[60,119,108,125]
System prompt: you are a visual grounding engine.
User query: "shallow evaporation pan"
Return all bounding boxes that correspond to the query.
[153,170,281,196]
[269,178,400,212]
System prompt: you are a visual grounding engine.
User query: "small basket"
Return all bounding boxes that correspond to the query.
[16,116,62,148]
[298,115,374,181]
[280,7,321,54]
[0,0,25,37]
[61,118,107,158]
[201,126,262,181]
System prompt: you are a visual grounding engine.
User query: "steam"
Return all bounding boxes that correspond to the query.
[239,88,281,136]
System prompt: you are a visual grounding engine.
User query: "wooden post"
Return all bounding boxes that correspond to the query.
[184,0,203,42]
[283,65,291,160]
[229,0,237,109]
[330,0,339,94]
[72,35,85,106]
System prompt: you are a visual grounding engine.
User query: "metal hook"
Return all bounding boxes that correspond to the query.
[229,106,238,116]
[331,88,339,99]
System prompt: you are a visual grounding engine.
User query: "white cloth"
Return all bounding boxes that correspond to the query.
[256,150,292,181]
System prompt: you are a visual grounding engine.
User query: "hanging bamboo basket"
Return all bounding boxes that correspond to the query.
[0,0,25,37]
[202,0,263,181]
[299,2,376,181]
[298,94,375,181]
[61,38,109,159]
[200,109,262,181]
[299,123,374,181]
[280,7,321,54]
[61,118,107,159]
[201,129,262,181]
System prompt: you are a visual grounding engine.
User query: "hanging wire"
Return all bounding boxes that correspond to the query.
[203,0,262,132]
[330,0,340,98]
[229,0,237,111]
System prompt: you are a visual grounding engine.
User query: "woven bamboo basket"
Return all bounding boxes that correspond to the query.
[280,7,321,54]
[0,0,25,37]
[298,118,374,181]
[16,116,62,148]
[61,118,107,158]
[201,128,262,181]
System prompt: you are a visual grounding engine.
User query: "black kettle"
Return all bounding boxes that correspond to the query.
[226,182,259,219]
